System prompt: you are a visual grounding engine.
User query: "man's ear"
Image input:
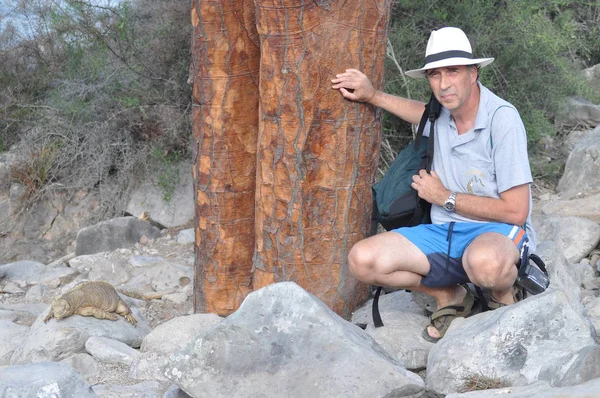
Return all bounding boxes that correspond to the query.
[471,65,479,83]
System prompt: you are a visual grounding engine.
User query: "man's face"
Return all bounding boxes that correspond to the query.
[426,65,477,113]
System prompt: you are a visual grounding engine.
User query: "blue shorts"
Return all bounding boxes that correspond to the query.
[393,222,528,287]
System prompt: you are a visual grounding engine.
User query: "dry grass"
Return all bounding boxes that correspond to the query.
[459,372,511,393]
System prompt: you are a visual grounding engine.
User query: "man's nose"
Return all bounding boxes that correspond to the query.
[440,72,451,90]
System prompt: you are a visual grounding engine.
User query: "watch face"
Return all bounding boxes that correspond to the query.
[444,192,456,212]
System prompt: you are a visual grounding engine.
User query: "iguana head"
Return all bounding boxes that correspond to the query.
[52,298,72,320]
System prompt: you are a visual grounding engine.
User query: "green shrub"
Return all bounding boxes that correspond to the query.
[151,148,182,202]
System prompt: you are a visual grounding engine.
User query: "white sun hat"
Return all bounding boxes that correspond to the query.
[405,27,494,78]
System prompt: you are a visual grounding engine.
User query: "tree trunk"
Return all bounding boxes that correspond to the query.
[252,0,391,319]
[191,0,260,315]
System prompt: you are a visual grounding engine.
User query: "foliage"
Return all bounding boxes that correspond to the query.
[569,1,600,66]
[10,142,59,198]
[0,0,192,220]
[151,147,181,202]
[1,0,598,215]
[384,0,600,150]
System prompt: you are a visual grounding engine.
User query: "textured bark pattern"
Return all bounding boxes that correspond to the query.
[252,0,391,318]
[191,0,260,315]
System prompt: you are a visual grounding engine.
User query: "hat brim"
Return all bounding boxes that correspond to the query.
[405,57,494,78]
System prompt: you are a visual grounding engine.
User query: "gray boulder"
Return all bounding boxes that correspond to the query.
[536,241,581,307]
[0,303,48,325]
[556,97,600,128]
[164,282,425,397]
[0,310,18,322]
[1,183,102,263]
[75,216,161,256]
[126,162,194,229]
[0,261,44,284]
[68,251,134,286]
[575,262,600,291]
[141,313,222,354]
[565,128,595,150]
[59,353,100,379]
[176,229,195,245]
[163,384,193,398]
[122,261,193,293]
[129,255,164,267]
[540,193,600,223]
[129,352,170,382]
[2,281,24,294]
[540,192,600,223]
[557,125,600,198]
[533,216,600,263]
[10,306,149,364]
[0,321,29,365]
[92,380,162,398]
[130,314,223,382]
[352,289,434,370]
[538,345,600,387]
[0,362,96,397]
[25,284,54,303]
[85,336,140,366]
[585,296,600,336]
[0,260,77,287]
[426,290,597,395]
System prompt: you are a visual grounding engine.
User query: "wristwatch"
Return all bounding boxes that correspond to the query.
[443,192,457,212]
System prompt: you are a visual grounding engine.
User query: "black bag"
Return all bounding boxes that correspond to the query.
[368,95,441,328]
[516,242,550,296]
[370,94,441,235]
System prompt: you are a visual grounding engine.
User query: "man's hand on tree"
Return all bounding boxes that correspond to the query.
[331,69,377,103]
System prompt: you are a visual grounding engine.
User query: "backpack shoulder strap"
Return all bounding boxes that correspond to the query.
[415,93,441,151]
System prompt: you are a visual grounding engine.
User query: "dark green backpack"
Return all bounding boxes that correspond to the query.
[371,94,441,234]
[367,94,441,328]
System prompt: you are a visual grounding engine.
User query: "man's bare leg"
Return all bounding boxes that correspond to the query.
[462,232,520,305]
[348,231,469,339]
[348,231,430,287]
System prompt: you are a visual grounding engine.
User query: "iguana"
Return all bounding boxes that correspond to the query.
[44,281,137,326]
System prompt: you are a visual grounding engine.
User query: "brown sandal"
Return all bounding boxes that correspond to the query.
[422,287,480,343]
[489,285,524,310]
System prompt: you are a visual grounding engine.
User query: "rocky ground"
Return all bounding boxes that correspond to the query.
[0,222,199,396]
[1,123,600,396]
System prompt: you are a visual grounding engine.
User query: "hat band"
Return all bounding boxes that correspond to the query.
[425,50,473,64]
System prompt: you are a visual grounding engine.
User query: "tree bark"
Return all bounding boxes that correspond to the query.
[252,0,391,319]
[191,0,260,315]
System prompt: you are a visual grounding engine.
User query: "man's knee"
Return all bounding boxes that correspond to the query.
[464,243,517,287]
[348,231,430,285]
[347,241,375,282]
[466,250,501,280]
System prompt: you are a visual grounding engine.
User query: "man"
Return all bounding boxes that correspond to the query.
[331,27,536,342]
